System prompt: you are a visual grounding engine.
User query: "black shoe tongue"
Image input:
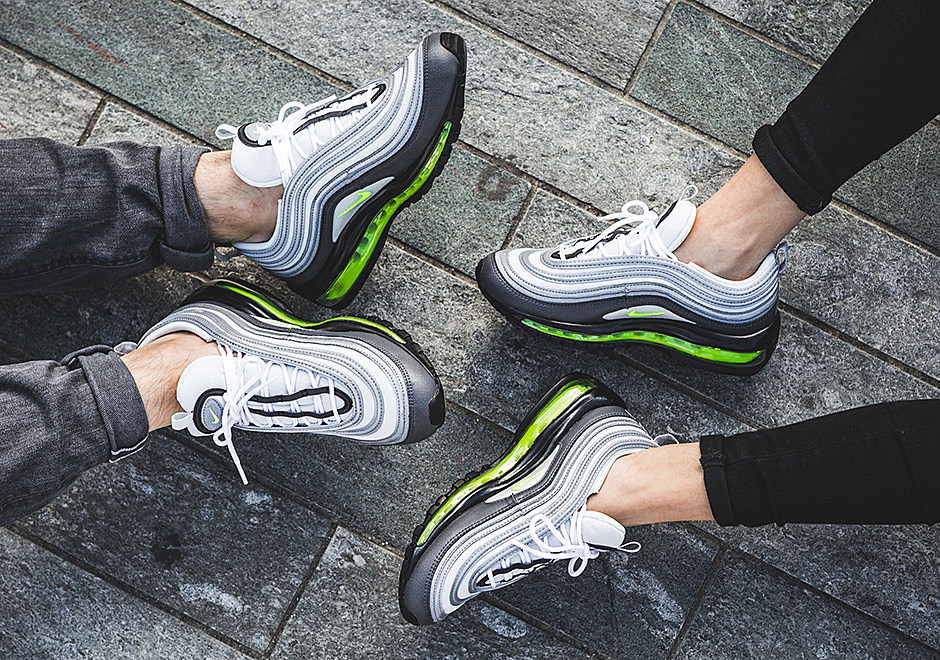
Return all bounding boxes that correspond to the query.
[192,392,225,434]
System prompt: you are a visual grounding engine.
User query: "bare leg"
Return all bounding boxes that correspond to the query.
[673,154,805,281]
[120,332,219,431]
[586,443,714,526]
[588,399,940,528]
[194,150,282,245]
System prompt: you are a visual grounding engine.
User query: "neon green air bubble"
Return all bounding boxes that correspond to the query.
[318,121,453,306]
[521,318,762,365]
[216,282,406,344]
[415,379,592,547]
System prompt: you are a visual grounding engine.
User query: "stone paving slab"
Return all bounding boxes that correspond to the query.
[0,345,20,365]
[698,0,870,63]
[437,0,669,88]
[496,523,718,660]
[0,529,249,660]
[270,527,595,660]
[507,189,605,249]
[632,2,940,250]
[698,522,940,650]
[632,2,812,155]
[837,122,940,249]
[783,205,940,380]
[87,102,201,146]
[189,0,742,213]
[0,267,196,359]
[0,0,338,145]
[392,146,530,276]
[674,552,939,660]
[15,432,331,653]
[195,399,510,550]
[622,313,935,427]
[0,43,100,142]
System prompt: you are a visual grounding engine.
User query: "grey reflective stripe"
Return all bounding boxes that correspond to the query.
[137,303,411,443]
[236,48,426,276]
[497,247,780,325]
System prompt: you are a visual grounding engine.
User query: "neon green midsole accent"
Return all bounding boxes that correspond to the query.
[520,318,763,365]
[415,379,592,547]
[215,282,406,344]
[318,121,453,305]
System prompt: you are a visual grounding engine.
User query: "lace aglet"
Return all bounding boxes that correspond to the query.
[225,442,249,485]
[234,462,248,485]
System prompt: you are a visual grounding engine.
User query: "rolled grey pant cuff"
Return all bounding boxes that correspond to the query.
[158,145,214,271]
[61,345,149,462]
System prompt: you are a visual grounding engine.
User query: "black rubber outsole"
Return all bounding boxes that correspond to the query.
[474,261,780,377]
[295,33,468,310]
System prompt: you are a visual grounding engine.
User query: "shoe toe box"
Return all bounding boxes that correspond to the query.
[476,250,535,318]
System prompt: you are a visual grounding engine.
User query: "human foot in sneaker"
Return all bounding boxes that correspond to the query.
[133,278,444,483]
[476,187,787,375]
[399,374,664,625]
[215,33,467,309]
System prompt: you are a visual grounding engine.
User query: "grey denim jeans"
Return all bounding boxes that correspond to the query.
[0,137,210,525]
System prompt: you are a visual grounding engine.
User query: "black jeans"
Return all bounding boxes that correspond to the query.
[0,139,210,526]
[752,0,940,214]
[701,401,940,526]
[698,0,940,525]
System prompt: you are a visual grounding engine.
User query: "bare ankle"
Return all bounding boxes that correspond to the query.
[672,154,804,280]
[121,333,218,431]
[586,444,714,527]
[194,151,282,245]
[674,207,767,281]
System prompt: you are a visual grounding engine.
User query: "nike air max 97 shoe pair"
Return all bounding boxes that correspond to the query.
[399,374,669,625]
[134,279,444,484]
[217,33,467,309]
[477,188,788,375]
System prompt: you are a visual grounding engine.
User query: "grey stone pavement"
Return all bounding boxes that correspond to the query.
[0,0,938,658]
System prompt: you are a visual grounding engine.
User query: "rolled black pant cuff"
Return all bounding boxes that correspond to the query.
[698,434,738,526]
[752,124,830,215]
[61,345,149,462]
[157,145,214,272]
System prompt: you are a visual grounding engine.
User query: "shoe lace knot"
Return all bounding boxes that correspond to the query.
[212,343,349,485]
[483,506,641,589]
[556,200,667,261]
[215,83,383,186]
[555,185,698,261]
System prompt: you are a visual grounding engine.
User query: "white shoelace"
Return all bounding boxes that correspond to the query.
[215,85,381,186]
[484,506,641,588]
[212,343,345,485]
[556,185,698,262]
